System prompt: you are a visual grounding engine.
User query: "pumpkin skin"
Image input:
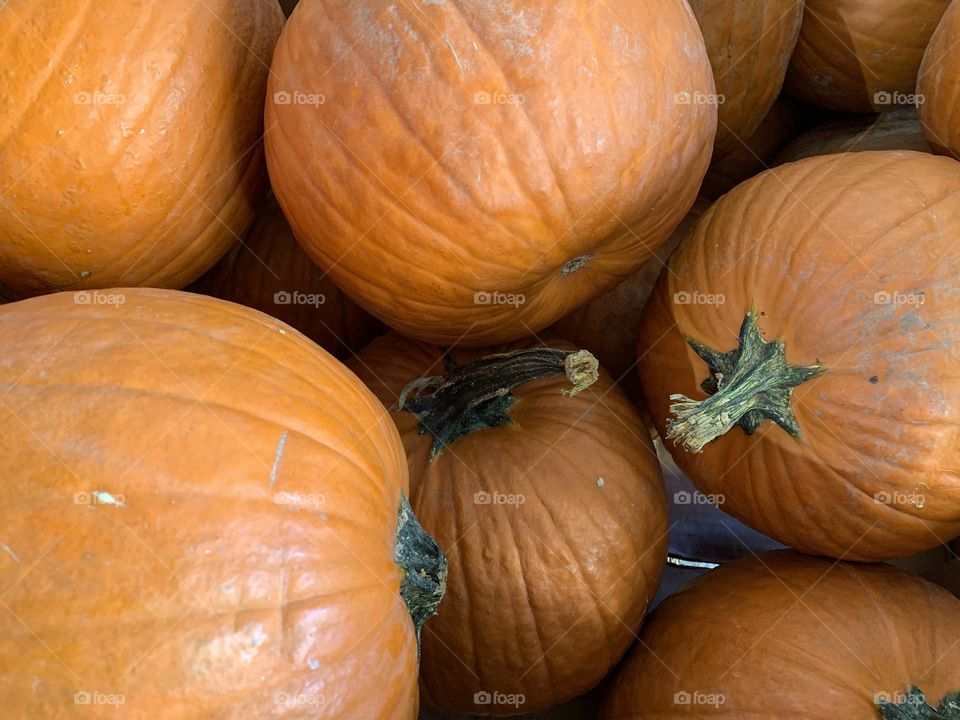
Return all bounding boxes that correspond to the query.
[773,106,931,164]
[265,0,716,346]
[601,551,960,719]
[638,151,960,561]
[0,289,434,719]
[785,0,950,112]
[0,1,282,298]
[349,333,668,714]
[189,192,384,359]
[918,0,960,159]
[688,0,803,156]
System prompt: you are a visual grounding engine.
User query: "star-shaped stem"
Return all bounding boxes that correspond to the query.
[876,686,960,719]
[666,310,826,453]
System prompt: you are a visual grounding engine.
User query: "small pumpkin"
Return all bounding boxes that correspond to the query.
[918,0,960,159]
[601,551,960,719]
[266,0,716,346]
[688,0,803,156]
[189,192,384,359]
[773,106,931,164]
[0,289,445,718]
[785,0,950,112]
[638,151,960,561]
[349,333,668,715]
[0,1,282,298]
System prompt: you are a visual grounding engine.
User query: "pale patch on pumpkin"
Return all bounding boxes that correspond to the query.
[92,491,125,508]
[270,431,290,488]
[192,624,269,675]
[0,542,19,563]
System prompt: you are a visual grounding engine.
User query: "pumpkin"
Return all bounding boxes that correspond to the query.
[688,0,803,157]
[601,551,960,719]
[189,192,384,359]
[549,196,712,407]
[785,0,950,112]
[0,289,445,719]
[918,0,960,159]
[638,151,960,561]
[773,106,931,164]
[0,1,282,298]
[700,96,806,200]
[265,0,716,346]
[348,333,668,715]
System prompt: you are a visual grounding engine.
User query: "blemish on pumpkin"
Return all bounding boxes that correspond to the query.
[92,491,125,508]
[308,659,320,670]
[869,375,879,384]
[443,37,464,78]
[278,327,286,335]
[0,542,19,563]
[270,431,289,488]
[560,255,589,276]
[596,477,605,488]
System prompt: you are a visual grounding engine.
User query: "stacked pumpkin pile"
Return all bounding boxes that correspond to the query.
[2,1,960,718]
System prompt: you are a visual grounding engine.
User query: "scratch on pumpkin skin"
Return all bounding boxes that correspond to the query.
[270,431,289,488]
[443,36,464,78]
[0,542,19,563]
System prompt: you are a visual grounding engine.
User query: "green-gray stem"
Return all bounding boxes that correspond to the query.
[876,686,960,719]
[395,493,446,658]
[397,347,599,460]
[667,310,825,453]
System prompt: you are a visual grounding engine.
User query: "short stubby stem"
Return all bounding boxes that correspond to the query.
[395,493,446,658]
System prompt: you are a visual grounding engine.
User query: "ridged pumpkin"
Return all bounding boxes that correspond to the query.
[189,192,384,359]
[265,0,716,346]
[774,106,931,164]
[348,333,668,715]
[638,151,960,561]
[601,552,960,719]
[785,0,950,112]
[0,289,445,719]
[688,0,803,156]
[0,1,282,298]
[918,0,960,159]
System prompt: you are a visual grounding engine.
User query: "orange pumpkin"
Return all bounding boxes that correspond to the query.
[785,0,950,112]
[265,0,716,346]
[638,151,960,561]
[0,1,282,298]
[189,192,384,359]
[0,289,444,719]
[601,551,960,719]
[918,0,960,159]
[688,0,803,156]
[774,106,931,164]
[349,333,668,715]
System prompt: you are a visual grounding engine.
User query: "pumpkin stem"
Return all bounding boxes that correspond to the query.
[397,347,599,460]
[666,309,825,453]
[395,493,447,658]
[876,686,960,719]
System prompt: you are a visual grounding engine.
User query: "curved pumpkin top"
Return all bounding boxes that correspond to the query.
[349,333,668,713]
[0,1,282,297]
[0,289,418,719]
[639,150,960,561]
[688,0,803,156]
[918,0,960,159]
[785,0,950,112]
[265,0,716,345]
[602,551,960,719]
[773,106,931,165]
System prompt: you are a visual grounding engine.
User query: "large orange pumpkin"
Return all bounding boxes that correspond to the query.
[688,0,803,156]
[918,0,960,159]
[189,192,384,359]
[0,289,444,718]
[0,1,282,298]
[785,0,950,112]
[265,0,716,346]
[638,151,960,561]
[773,106,931,164]
[601,551,960,719]
[349,333,668,715]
